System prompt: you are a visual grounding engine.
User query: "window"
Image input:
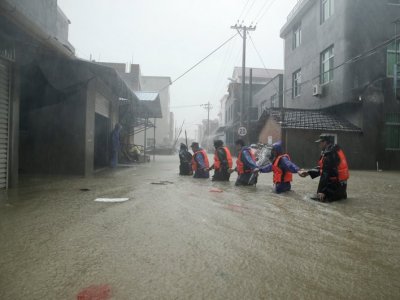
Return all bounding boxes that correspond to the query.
[385,113,400,150]
[321,45,334,84]
[387,40,400,77]
[321,0,334,23]
[270,94,278,107]
[292,69,301,98]
[292,24,301,49]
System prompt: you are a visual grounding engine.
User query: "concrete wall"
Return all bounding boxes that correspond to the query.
[56,6,70,45]
[282,0,348,110]
[286,129,365,169]
[254,75,283,118]
[6,0,58,37]
[258,118,282,145]
[5,0,71,45]
[281,0,400,169]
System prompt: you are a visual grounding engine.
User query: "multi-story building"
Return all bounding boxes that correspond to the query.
[224,67,283,149]
[258,0,400,169]
[0,0,158,187]
[141,76,172,148]
[254,74,284,119]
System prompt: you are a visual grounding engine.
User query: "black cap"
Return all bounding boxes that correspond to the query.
[190,142,199,148]
[315,134,334,143]
[213,140,223,148]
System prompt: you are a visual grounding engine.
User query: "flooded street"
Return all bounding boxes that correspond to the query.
[0,155,399,299]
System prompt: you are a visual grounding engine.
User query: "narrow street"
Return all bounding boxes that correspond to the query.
[0,155,399,299]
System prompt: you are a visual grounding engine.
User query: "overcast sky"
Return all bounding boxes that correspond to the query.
[58,0,298,138]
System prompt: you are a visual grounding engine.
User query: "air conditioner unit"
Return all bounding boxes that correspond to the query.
[312,84,322,96]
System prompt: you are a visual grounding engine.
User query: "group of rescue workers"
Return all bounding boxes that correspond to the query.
[179,134,349,203]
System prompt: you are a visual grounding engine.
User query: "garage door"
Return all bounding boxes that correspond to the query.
[0,59,10,189]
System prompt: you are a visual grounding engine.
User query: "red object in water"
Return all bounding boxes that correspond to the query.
[77,284,111,300]
[209,188,223,193]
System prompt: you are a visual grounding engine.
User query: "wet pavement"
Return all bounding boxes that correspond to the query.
[0,155,399,299]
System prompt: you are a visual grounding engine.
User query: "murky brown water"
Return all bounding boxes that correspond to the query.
[0,156,399,299]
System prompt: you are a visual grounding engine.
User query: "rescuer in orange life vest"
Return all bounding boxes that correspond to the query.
[190,142,210,179]
[231,139,259,186]
[299,134,349,202]
[259,141,303,193]
[208,140,233,181]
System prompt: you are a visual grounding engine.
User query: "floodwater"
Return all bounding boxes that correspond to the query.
[0,155,399,299]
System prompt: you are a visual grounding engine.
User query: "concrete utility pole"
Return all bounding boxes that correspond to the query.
[201,102,213,149]
[231,24,256,130]
[247,68,253,144]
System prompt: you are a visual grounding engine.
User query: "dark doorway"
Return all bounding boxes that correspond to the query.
[94,113,110,169]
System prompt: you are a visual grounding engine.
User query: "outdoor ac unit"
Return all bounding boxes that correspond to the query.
[312,84,322,96]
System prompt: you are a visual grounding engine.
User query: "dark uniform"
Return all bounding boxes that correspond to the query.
[178,144,192,175]
[212,146,232,181]
[308,143,349,202]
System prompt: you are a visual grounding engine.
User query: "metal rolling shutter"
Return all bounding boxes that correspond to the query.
[0,60,10,189]
[95,93,110,118]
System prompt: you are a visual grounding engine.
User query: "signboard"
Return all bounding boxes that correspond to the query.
[238,127,247,136]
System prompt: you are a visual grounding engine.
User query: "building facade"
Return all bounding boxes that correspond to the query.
[224,67,283,150]
[0,0,142,188]
[254,74,283,119]
[274,0,400,169]
[141,76,172,148]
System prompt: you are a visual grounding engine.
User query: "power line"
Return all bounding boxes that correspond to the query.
[252,0,273,23]
[242,0,258,22]
[248,33,281,97]
[255,0,278,24]
[238,0,251,21]
[158,33,239,93]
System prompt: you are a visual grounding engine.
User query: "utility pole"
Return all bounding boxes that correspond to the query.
[247,68,253,144]
[201,102,213,149]
[231,23,256,133]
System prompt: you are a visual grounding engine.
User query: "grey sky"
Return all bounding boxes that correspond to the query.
[58,0,298,138]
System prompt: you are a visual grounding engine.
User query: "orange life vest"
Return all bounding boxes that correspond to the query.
[214,147,233,170]
[318,148,349,181]
[192,149,210,171]
[236,147,256,175]
[272,154,293,184]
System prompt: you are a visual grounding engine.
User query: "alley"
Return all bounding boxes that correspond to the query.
[0,155,400,299]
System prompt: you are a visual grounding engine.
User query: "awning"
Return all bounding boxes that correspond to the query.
[134,92,162,118]
[35,56,139,104]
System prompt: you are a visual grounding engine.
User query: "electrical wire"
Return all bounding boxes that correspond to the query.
[248,33,282,97]
[255,0,278,24]
[158,33,239,92]
[238,0,252,22]
[242,0,258,22]
[282,34,400,95]
[252,0,273,23]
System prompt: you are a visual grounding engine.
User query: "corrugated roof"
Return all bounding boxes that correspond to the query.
[134,91,159,101]
[264,108,362,133]
[135,92,162,118]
